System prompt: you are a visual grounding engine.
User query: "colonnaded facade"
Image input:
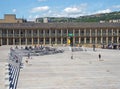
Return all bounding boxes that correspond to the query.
[0,22,120,47]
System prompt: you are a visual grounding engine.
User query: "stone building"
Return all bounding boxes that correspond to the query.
[0,14,120,48]
[0,22,120,47]
[0,14,25,23]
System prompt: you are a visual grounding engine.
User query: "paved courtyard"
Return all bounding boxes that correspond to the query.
[18,47,120,89]
[0,46,120,89]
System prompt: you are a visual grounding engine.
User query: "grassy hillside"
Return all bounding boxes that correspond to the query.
[36,11,120,22]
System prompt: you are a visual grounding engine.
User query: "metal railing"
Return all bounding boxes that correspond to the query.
[5,48,23,89]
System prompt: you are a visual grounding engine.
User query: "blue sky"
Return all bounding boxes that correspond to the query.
[0,0,120,21]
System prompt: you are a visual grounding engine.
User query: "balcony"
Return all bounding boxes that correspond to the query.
[14,34,19,37]
[97,33,101,36]
[20,34,25,37]
[57,33,61,37]
[74,33,79,36]
[2,34,7,37]
[86,33,90,36]
[50,33,56,37]
[8,34,14,37]
[33,34,38,37]
[102,33,106,36]
[108,33,112,36]
[39,34,44,37]
[26,34,31,37]
[91,33,95,36]
[75,41,79,44]
[80,34,84,36]
[113,33,117,36]
[45,34,49,37]
[62,33,67,37]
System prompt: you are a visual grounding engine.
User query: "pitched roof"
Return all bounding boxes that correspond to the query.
[0,22,120,29]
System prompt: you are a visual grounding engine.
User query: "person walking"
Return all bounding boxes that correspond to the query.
[98,53,101,61]
[25,53,30,64]
[28,53,30,59]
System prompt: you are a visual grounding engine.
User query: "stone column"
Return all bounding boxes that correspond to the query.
[84,29,86,44]
[25,30,27,45]
[43,30,45,45]
[79,37,81,44]
[55,38,57,45]
[37,30,40,44]
[117,29,119,44]
[101,29,103,44]
[0,30,2,45]
[95,29,97,44]
[0,29,2,45]
[19,30,21,45]
[73,29,75,45]
[90,29,92,44]
[31,30,33,45]
[49,29,51,45]
[106,29,108,44]
[25,38,27,45]
[67,29,68,37]
[13,29,15,45]
[61,29,63,45]
[49,38,51,45]
[55,30,57,45]
[0,38,2,46]
[79,29,80,36]
[79,29,80,44]
[7,29,9,45]
[111,29,113,43]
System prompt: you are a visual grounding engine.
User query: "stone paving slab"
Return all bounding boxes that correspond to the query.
[17,48,120,89]
[0,62,5,89]
[0,46,10,89]
[0,45,120,89]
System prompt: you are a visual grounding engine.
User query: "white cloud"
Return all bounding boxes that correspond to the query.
[64,7,81,14]
[12,9,16,13]
[63,3,87,16]
[113,5,120,9]
[31,6,49,13]
[95,9,111,14]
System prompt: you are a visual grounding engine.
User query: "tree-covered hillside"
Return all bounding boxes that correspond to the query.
[36,11,120,23]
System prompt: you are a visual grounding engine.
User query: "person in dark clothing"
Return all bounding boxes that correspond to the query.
[28,53,30,59]
[98,54,101,60]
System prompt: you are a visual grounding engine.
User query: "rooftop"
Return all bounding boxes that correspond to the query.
[0,22,120,29]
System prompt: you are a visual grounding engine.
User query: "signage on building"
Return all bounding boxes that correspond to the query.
[68,33,74,37]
